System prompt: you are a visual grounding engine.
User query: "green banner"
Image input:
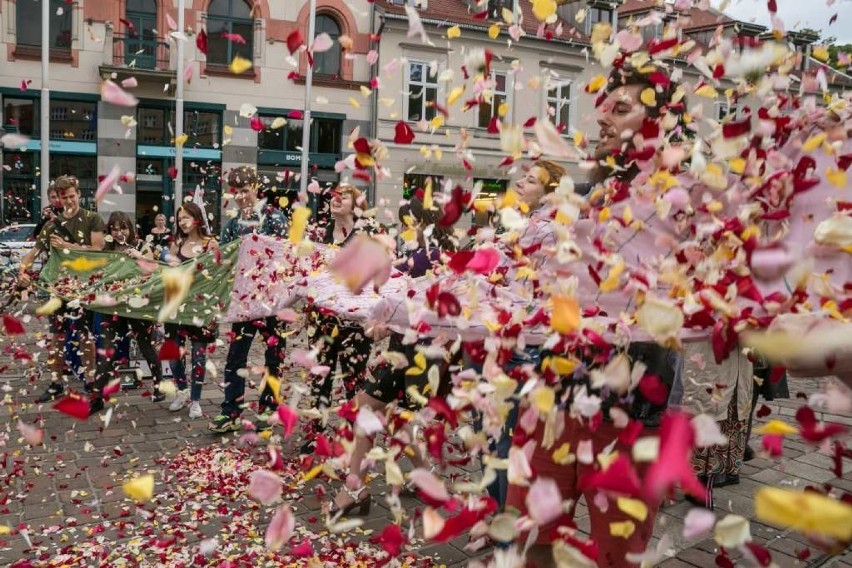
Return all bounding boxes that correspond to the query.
[36,241,241,326]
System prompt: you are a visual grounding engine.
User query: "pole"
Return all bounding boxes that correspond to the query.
[174,0,186,209]
[299,0,317,194]
[508,0,519,126]
[40,0,50,213]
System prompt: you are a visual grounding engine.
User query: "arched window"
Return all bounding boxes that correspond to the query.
[206,0,253,66]
[125,0,159,69]
[313,14,341,77]
[16,0,72,50]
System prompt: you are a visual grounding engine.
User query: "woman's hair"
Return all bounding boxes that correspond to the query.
[105,211,138,250]
[532,159,568,193]
[155,213,167,224]
[332,184,364,219]
[398,196,456,251]
[175,202,211,240]
[226,166,259,189]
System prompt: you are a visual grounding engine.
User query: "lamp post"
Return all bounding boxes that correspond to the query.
[299,0,317,194]
[40,0,50,214]
[174,0,186,208]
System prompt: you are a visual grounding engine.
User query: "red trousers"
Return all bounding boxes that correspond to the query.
[505,412,660,568]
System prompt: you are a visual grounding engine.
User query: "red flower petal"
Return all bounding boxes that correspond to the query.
[637,374,669,405]
[644,411,706,501]
[371,523,407,557]
[286,30,305,54]
[393,120,415,144]
[196,29,208,55]
[158,339,181,361]
[3,314,25,335]
[578,455,643,497]
[53,396,90,420]
[250,116,264,132]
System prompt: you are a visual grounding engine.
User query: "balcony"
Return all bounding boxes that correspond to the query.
[98,31,176,90]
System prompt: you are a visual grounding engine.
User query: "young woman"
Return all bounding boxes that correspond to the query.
[302,185,374,451]
[165,203,218,419]
[327,195,455,519]
[148,213,171,254]
[89,212,165,412]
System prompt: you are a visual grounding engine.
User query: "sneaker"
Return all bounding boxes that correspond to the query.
[36,382,64,403]
[169,390,189,412]
[254,411,274,432]
[209,414,241,434]
[188,401,203,419]
[151,388,166,403]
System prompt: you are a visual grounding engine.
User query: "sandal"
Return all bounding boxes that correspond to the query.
[329,484,371,521]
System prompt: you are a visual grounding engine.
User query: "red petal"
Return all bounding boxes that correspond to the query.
[196,29,208,55]
[371,523,407,557]
[3,314,25,335]
[158,339,181,361]
[250,116,264,132]
[286,30,305,54]
[393,120,415,144]
[53,396,90,420]
[578,455,643,497]
[353,137,371,155]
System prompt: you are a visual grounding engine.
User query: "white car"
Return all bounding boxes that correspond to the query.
[0,223,37,270]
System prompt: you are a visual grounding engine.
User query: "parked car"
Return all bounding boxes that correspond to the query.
[0,223,37,270]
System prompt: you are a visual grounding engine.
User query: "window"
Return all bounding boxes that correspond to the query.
[184,110,221,148]
[125,0,159,70]
[2,153,37,224]
[49,101,97,141]
[257,115,342,155]
[716,101,741,121]
[2,99,37,136]
[16,0,72,49]
[136,106,221,147]
[546,79,572,131]
[314,15,342,77]
[641,22,662,43]
[589,7,612,26]
[407,62,438,122]
[487,0,507,19]
[478,72,508,128]
[206,0,254,66]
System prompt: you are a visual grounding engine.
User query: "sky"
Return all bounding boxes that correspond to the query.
[718,0,852,44]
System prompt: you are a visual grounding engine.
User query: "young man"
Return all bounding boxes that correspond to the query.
[18,175,105,403]
[208,166,289,434]
[29,184,62,240]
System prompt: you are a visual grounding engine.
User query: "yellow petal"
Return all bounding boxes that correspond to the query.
[278,195,289,209]
[802,132,827,152]
[270,117,287,129]
[349,97,361,108]
[610,520,636,538]
[302,464,324,482]
[448,86,465,106]
[175,133,189,148]
[640,88,657,107]
[587,74,607,94]
[359,85,372,98]
[729,157,746,175]
[488,24,501,39]
[551,295,580,334]
[497,102,508,117]
[551,443,573,465]
[123,475,155,502]
[531,386,555,414]
[616,497,648,522]
[228,55,253,74]
[531,0,557,22]
[755,487,852,541]
[754,419,799,436]
[0,525,11,535]
[546,356,578,376]
[61,257,109,272]
[811,46,829,63]
[406,351,427,376]
[573,131,584,146]
[223,124,234,136]
[501,7,514,24]
[826,168,847,188]
[36,296,63,316]
[447,25,461,39]
[289,206,312,245]
[599,262,625,293]
[429,115,445,129]
[694,84,718,98]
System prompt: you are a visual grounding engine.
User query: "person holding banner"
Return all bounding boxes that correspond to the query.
[164,202,218,419]
[18,175,105,403]
[89,212,165,414]
[209,167,288,434]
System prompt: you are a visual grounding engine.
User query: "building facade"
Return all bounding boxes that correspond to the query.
[0,0,375,232]
[1,0,845,231]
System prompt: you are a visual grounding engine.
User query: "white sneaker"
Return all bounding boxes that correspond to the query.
[169,390,189,412]
[188,401,203,419]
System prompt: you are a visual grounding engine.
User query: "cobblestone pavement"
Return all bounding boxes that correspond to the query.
[1,321,850,566]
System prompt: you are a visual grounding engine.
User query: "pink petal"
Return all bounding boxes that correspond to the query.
[265,505,295,551]
[329,235,392,294]
[17,420,44,446]
[366,50,379,65]
[120,77,138,89]
[311,32,334,53]
[247,469,282,505]
[409,468,450,502]
[1,133,30,149]
[644,411,706,502]
[526,477,562,525]
[96,165,121,205]
[466,247,500,275]
[276,405,299,439]
[534,118,576,159]
[355,406,384,436]
[275,308,300,322]
[683,507,717,539]
[290,538,313,557]
[100,79,139,107]
[166,13,177,30]
[750,246,795,282]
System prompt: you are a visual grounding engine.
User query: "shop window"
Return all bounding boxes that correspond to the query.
[49,101,97,141]
[206,0,254,67]
[2,98,38,136]
[16,0,72,50]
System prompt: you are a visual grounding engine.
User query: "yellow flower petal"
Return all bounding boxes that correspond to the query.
[551,295,580,334]
[36,296,63,316]
[429,115,445,129]
[123,475,155,502]
[270,117,287,129]
[552,443,573,465]
[754,419,799,436]
[587,74,607,94]
[803,132,827,152]
[448,85,466,106]
[531,386,555,414]
[694,84,718,98]
[228,55,253,74]
[811,46,829,63]
[610,520,636,538]
[349,97,361,108]
[755,487,852,541]
[531,0,557,22]
[447,25,461,39]
[175,133,189,148]
[406,351,427,376]
[826,168,847,188]
[616,497,648,522]
[289,206,312,245]
[488,24,501,39]
[640,88,657,107]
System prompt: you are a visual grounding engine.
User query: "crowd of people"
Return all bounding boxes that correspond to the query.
[14,55,850,567]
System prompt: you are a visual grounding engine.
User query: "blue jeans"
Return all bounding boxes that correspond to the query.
[169,334,206,402]
[474,346,542,509]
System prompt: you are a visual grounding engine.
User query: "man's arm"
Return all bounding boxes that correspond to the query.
[89,231,105,251]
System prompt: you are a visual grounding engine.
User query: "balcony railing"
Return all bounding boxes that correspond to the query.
[111,34,170,71]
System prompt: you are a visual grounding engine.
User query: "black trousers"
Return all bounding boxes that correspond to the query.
[307,310,371,409]
[221,317,287,417]
[94,316,162,397]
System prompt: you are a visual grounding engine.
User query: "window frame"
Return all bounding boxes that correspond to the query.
[205,0,254,67]
[313,14,342,77]
[477,71,509,129]
[405,60,439,123]
[15,0,73,50]
[544,77,574,134]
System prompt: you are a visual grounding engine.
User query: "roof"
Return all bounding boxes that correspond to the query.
[618,0,737,30]
[375,0,589,43]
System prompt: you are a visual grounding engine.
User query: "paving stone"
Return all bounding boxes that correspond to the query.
[775,461,838,484]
